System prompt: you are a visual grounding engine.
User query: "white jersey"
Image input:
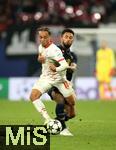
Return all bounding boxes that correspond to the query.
[38,43,67,83]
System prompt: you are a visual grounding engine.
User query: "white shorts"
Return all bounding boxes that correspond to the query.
[32,77,74,97]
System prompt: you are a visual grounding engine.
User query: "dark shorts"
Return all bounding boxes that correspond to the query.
[47,87,60,100]
[47,87,68,105]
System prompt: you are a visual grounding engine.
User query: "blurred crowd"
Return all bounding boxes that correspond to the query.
[0,0,116,35]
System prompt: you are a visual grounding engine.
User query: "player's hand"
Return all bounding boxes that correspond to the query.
[68,63,77,71]
[38,54,46,63]
[49,63,56,72]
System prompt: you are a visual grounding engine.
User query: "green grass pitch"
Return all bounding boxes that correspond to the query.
[0,100,116,150]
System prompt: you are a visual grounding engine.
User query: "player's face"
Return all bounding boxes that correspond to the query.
[61,32,74,49]
[38,31,51,47]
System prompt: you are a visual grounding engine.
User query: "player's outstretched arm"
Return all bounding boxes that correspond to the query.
[56,60,69,72]
[49,60,68,72]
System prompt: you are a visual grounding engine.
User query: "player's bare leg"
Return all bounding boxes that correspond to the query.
[30,89,42,102]
[30,89,51,122]
[98,82,105,99]
[50,91,74,136]
[51,91,64,104]
[51,91,75,120]
[64,94,76,118]
[64,103,73,119]
[106,82,114,98]
[60,80,76,118]
[59,93,75,136]
[50,91,67,129]
[99,81,114,99]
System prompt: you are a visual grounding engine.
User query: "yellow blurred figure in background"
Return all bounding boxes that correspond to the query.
[96,40,116,99]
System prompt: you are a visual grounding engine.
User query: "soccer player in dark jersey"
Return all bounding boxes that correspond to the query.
[48,28,77,136]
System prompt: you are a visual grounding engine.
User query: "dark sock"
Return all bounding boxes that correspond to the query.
[55,103,67,130]
[65,115,70,121]
[59,120,66,130]
[56,103,65,117]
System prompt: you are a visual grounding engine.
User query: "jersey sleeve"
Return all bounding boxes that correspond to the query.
[52,47,68,72]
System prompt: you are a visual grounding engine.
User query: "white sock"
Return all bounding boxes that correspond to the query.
[33,99,51,121]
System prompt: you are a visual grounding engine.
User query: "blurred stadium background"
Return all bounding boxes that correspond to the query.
[0,0,116,100]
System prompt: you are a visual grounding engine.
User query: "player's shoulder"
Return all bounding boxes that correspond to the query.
[50,43,62,52]
[70,51,76,56]
[70,51,78,63]
[57,44,63,50]
[47,43,62,57]
[49,43,59,49]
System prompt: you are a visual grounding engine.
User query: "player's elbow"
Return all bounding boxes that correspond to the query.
[61,61,69,69]
[63,62,69,69]
[56,61,69,72]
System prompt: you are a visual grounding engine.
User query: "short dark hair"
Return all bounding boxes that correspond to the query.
[36,27,51,35]
[61,28,74,36]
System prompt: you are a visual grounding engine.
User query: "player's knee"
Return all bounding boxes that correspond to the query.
[71,99,75,106]
[65,94,76,106]
[66,98,75,106]
[69,113,76,119]
[30,89,41,101]
[69,108,76,119]
[52,92,64,104]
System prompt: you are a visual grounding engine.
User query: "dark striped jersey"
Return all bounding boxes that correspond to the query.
[58,45,78,81]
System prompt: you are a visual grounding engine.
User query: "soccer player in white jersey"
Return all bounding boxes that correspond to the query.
[30,27,76,134]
